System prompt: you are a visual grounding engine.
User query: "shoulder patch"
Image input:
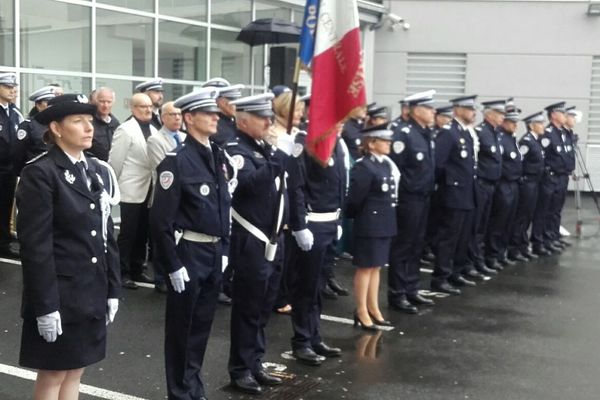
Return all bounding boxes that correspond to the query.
[17,129,27,140]
[25,151,48,164]
[392,141,405,154]
[159,171,174,190]
[519,145,529,155]
[292,143,304,158]
[232,154,245,170]
[541,137,550,148]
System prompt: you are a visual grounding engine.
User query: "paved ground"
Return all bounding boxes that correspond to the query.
[1,195,600,400]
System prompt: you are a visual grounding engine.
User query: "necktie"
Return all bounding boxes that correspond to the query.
[173,134,181,146]
[76,161,90,190]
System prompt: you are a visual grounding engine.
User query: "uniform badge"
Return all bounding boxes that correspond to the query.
[199,184,210,196]
[392,141,405,154]
[556,145,562,153]
[159,171,174,190]
[490,145,496,153]
[64,170,76,185]
[232,154,245,170]
[253,151,264,159]
[328,158,335,167]
[519,145,529,155]
[17,129,27,140]
[381,183,389,192]
[355,138,361,146]
[510,151,517,159]
[460,150,468,159]
[416,152,424,161]
[292,143,304,158]
[541,138,550,148]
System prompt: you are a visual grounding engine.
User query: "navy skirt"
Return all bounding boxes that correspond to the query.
[352,236,392,267]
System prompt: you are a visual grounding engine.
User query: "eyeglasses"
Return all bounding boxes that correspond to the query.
[134,104,153,109]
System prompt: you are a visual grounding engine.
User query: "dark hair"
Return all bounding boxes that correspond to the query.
[359,136,377,156]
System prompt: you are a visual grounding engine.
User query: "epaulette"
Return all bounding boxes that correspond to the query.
[296,129,307,136]
[545,127,552,133]
[523,135,531,141]
[225,141,239,147]
[443,124,451,130]
[165,152,177,157]
[26,151,48,164]
[390,122,398,128]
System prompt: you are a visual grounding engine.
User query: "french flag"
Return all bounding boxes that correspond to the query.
[301,0,366,165]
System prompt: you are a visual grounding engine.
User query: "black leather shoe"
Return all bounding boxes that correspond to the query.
[313,342,342,357]
[0,245,19,259]
[122,278,139,290]
[353,311,380,331]
[532,247,550,256]
[407,293,435,306]
[328,278,349,296]
[254,369,282,386]
[449,276,476,287]
[476,265,498,276]
[368,312,394,326]
[552,240,565,249]
[390,295,418,314]
[546,244,562,254]
[559,239,572,247]
[500,258,516,266]
[154,282,168,293]
[523,251,539,260]
[218,292,232,305]
[132,272,153,284]
[464,269,486,281]
[293,347,324,366]
[487,260,504,271]
[321,285,338,300]
[509,253,529,262]
[231,375,262,395]
[431,282,461,295]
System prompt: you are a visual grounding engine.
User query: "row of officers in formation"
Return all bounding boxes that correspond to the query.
[0,70,578,400]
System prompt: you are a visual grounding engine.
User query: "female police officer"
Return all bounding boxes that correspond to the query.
[16,94,121,400]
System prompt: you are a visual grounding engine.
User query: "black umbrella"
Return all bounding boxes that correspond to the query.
[236,18,301,46]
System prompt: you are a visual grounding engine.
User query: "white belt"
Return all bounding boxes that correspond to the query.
[231,209,269,244]
[306,209,341,223]
[182,230,220,243]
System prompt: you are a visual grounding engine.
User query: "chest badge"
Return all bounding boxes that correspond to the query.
[199,184,210,196]
[17,129,27,140]
[64,170,76,185]
[460,150,468,159]
[159,171,174,190]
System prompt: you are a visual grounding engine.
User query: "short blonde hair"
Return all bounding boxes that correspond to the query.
[273,92,301,119]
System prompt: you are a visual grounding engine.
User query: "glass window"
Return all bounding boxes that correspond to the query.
[99,0,153,13]
[211,0,251,28]
[210,29,251,84]
[159,21,207,81]
[92,77,136,122]
[19,73,91,117]
[0,0,14,66]
[161,82,201,107]
[96,10,153,77]
[255,1,292,21]
[159,0,207,21]
[20,0,91,72]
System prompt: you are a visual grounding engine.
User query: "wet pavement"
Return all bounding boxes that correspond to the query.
[1,196,600,400]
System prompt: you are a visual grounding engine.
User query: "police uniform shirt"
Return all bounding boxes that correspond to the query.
[543,123,570,175]
[389,118,435,194]
[497,127,522,181]
[226,130,290,234]
[151,135,232,274]
[341,118,364,160]
[211,114,238,146]
[287,132,347,231]
[12,118,48,175]
[0,103,25,171]
[518,132,545,180]
[474,120,502,181]
[563,128,577,173]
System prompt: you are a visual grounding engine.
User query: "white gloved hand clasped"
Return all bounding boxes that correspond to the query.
[37,311,62,343]
[222,255,229,272]
[337,225,343,241]
[169,266,190,293]
[276,134,295,156]
[106,298,119,325]
[292,228,314,251]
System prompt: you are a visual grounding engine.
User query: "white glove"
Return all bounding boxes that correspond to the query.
[36,311,62,343]
[337,225,343,241]
[222,255,229,272]
[106,298,119,325]
[292,229,314,251]
[276,134,295,156]
[169,266,190,293]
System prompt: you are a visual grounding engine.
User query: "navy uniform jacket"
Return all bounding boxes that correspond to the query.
[345,155,397,238]
[211,114,237,146]
[474,120,502,181]
[150,135,232,274]
[13,118,48,175]
[563,128,577,173]
[287,133,347,232]
[498,128,522,181]
[543,123,571,175]
[518,132,545,180]
[434,119,476,210]
[0,103,24,172]
[389,118,435,194]
[16,146,121,323]
[341,118,364,160]
[226,131,290,235]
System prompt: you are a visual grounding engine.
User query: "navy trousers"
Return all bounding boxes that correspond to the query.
[432,207,469,286]
[531,173,556,250]
[508,176,540,256]
[486,180,520,262]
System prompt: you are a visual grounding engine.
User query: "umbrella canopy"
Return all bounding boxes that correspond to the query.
[236,18,301,46]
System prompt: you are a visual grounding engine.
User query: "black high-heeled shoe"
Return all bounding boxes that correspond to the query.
[353,310,379,331]
[368,312,393,327]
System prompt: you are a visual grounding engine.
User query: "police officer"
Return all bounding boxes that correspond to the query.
[507,111,546,261]
[341,106,367,160]
[531,102,569,255]
[470,100,506,275]
[431,95,478,295]
[226,93,295,395]
[485,106,523,266]
[13,86,57,176]
[17,94,120,399]
[555,106,578,247]
[388,90,436,314]
[135,78,164,130]
[287,122,346,365]
[365,103,389,128]
[392,99,411,129]
[150,88,233,400]
[202,78,244,146]
[0,72,24,258]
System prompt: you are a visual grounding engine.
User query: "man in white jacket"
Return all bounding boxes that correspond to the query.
[109,93,157,289]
